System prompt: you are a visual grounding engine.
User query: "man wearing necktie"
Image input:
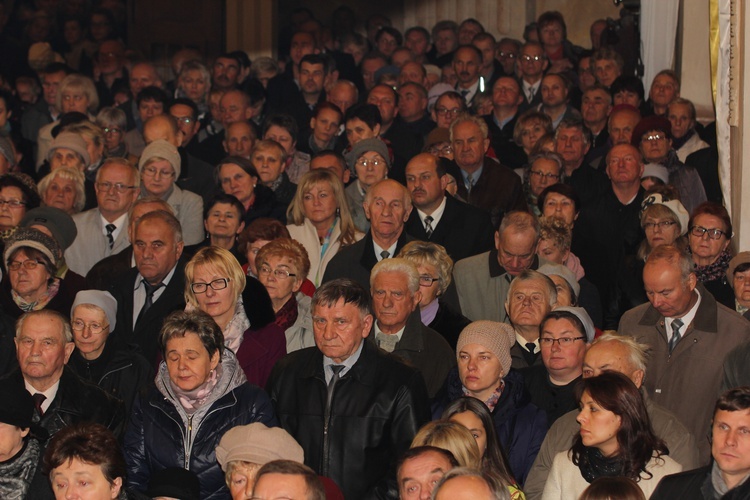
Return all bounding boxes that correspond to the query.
[267,279,430,499]
[619,245,750,463]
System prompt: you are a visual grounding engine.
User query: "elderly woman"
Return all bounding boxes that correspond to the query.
[538,183,581,228]
[543,372,682,499]
[45,423,130,500]
[46,131,91,172]
[397,241,469,350]
[0,227,86,318]
[434,320,547,486]
[38,166,86,215]
[344,137,391,232]
[251,139,296,208]
[216,423,304,500]
[195,193,247,263]
[96,106,137,163]
[178,60,211,118]
[286,169,363,286]
[524,152,564,216]
[67,290,153,414]
[139,140,204,245]
[216,156,287,226]
[37,74,99,169]
[727,252,750,320]
[124,310,278,500]
[255,238,314,352]
[513,110,553,162]
[688,201,735,309]
[262,113,311,184]
[0,173,40,240]
[184,246,285,388]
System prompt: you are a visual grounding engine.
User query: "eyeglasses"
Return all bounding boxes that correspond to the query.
[96,182,138,193]
[529,170,560,181]
[643,220,677,231]
[521,55,543,62]
[690,226,728,240]
[258,265,297,280]
[498,52,517,59]
[642,133,666,142]
[191,278,230,294]
[8,259,42,271]
[435,107,461,116]
[0,199,26,209]
[419,275,440,286]
[428,145,453,156]
[356,158,384,168]
[71,320,108,334]
[142,166,176,179]
[539,336,586,347]
[103,127,122,135]
[173,116,195,125]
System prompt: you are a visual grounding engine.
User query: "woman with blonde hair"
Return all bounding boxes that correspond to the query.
[184,246,285,388]
[38,166,86,214]
[286,169,363,285]
[411,420,482,469]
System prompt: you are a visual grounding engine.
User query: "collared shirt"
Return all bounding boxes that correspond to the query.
[666,289,702,342]
[416,196,447,228]
[373,240,398,261]
[461,165,484,191]
[323,340,364,384]
[456,78,481,104]
[374,322,407,344]
[100,212,127,244]
[515,333,540,354]
[522,79,541,102]
[24,379,59,413]
[132,266,178,325]
[493,112,515,131]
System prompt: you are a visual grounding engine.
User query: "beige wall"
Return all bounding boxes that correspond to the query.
[679,0,714,122]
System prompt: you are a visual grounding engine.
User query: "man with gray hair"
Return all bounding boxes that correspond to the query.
[370,258,455,398]
[505,269,557,369]
[523,331,700,499]
[554,118,608,206]
[7,309,124,440]
[268,278,430,499]
[324,179,415,289]
[619,244,750,463]
[453,211,548,322]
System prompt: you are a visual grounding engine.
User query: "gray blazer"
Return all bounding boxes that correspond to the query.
[65,209,130,276]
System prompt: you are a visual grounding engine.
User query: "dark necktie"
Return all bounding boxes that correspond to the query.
[33,393,46,417]
[105,223,116,249]
[466,172,475,194]
[323,364,345,476]
[137,279,164,324]
[522,342,538,367]
[460,89,469,99]
[380,250,390,260]
[668,318,684,354]
[424,216,434,238]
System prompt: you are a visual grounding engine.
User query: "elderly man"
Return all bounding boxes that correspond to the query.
[523,331,700,500]
[608,104,641,147]
[505,270,557,369]
[652,387,750,499]
[251,460,327,500]
[327,79,358,115]
[324,179,414,289]
[581,84,612,163]
[483,76,526,168]
[119,62,163,132]
[370,258,455,398]
[110,210,186,364]
[8,309,124,439]
[398,447,458,500]
[572,143,645,312]
[454,211,546,322]
[267,279,430,499]
[65,158,140,276]
[404,152,493,262]
[619,245,750,462]
[554,118,608,206]
[451,114,525,228]
[211,53,243,92]
[397,82,435,139]
[521,307,594,424]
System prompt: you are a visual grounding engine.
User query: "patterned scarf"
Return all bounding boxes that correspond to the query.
[577,446,626,484]
[222,296,250,353]
[12,278,60,312]
[170,363,223,415]
[463,380,505,412]
[274,293,299,332]
[694,248,732,283]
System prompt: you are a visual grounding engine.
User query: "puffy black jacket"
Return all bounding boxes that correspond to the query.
[434,367,548,486]
[267,340,431,500]
[123,350,278,500]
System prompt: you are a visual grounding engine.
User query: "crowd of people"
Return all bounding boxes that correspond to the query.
[0,2,748,499]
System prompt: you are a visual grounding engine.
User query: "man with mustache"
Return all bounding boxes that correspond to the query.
[452,45,484,108]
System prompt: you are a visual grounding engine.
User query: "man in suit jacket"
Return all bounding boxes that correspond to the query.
[323,179,414,289]
[110,210,186,364]
[405,153,493,262]
[65,158,139,276]
[518,42,548,113]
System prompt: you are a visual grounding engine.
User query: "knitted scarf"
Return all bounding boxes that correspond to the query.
[169,363,223,415]
[577,446,626,484]
[694,248,732,283]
